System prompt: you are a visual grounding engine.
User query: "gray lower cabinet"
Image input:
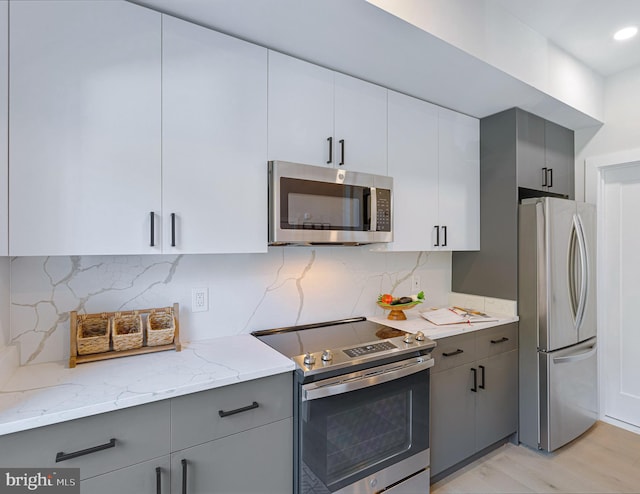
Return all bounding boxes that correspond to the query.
[0,373,293,493]
[430,324,518,478]
[171,418,292,494]
[81,456,171,494]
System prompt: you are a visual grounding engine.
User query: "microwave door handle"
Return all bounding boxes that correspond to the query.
[369,187,377,232]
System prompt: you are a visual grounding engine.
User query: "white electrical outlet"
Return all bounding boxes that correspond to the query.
[192,287,209,312]
[411,275,421,293]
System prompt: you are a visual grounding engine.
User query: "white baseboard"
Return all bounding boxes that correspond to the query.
[601,415,640,436]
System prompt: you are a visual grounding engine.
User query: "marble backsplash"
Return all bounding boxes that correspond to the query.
[7,248,451,366]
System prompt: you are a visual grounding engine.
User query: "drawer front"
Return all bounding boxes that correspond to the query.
[171,372,292,451]
[431,332,477,374]
[0,400,170,479]
[81,455,170,494]
[476,323,518,359]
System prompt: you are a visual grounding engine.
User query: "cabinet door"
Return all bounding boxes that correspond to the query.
[387,90,438,251]
[438,107,480,250]
[475,350,518,451]
[268,51,334,167]
[545,120,574,198]
[81,456,170,494]
[516,110,546,192]
[171,418,293,494]
[0,0,7,255]
[9,0,161,255]
[334,72,387,175]
[430,364,476,477]
[162,15,267,254]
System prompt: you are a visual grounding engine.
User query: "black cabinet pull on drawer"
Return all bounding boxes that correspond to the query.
[490,337,509,344]
[218,401,259,418]
[442,349,463,357]
[55,438,116,463]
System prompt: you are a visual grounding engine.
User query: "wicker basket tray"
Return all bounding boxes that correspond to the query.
[69,304,181,367]
[76,313,111,355]
[147,309,175,347]
[112,313,143,352]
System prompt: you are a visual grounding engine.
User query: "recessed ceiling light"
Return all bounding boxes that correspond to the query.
[613,26,638,41]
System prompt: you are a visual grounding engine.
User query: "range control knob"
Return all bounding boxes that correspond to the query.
[415,331,426,341]
[321,349,333,362]
[403,333,414,344]
[303,352,316,365]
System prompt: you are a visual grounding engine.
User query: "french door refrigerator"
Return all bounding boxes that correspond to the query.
[519,197,597,452]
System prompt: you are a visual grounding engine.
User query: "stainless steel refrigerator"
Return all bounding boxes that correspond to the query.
[518,197,597,452]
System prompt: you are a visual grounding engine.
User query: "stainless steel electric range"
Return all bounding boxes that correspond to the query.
[252,317,436,494]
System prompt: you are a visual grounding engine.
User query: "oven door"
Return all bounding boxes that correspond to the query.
[297,357,432,494]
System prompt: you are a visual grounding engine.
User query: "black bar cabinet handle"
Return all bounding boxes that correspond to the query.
[434,225,440,247]
[56,438,116,463]
[491,337,509,344]
[327,137,333,164]
[442,349,463,357]
[548,168,553,188]
[171,213,176,247]
[156,467,162,494]
[181,459,187,494]
[471,368,477,392]
[339,139,345,166]
[442,225,447,247]
[542,167,548,187]
[149,212,155,247]
[479,364,486,389]
[218,401,259,418]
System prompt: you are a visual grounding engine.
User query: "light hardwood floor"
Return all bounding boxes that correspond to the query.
[431,421,640,493]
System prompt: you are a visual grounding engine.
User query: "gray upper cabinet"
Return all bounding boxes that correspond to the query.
[452,107,575,300]
[516,109,574,198]
[0,1,7,255]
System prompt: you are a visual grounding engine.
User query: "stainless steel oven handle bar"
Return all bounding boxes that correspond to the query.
[302,356,434,402]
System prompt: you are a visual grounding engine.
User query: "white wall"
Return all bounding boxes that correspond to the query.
[9,250,452,365]
[367,0,604,123]
[576,65,640,200]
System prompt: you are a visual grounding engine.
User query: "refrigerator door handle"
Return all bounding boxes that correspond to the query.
[574,214,589,333]
[552,343,597,364]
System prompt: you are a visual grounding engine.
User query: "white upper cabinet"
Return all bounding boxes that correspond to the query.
[0,1,7,256]
[387,91,479,252]
[268,51,387,175]
[9,0,161,256]
[162,16,268,254]
[333,72,387,175]
[268,51,334,167]
[387,90,439,251]
[437,107,480,251]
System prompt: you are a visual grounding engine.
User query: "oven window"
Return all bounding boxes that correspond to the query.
[280,177,369,231]
[326,392,410,482]
[300,369,429,493]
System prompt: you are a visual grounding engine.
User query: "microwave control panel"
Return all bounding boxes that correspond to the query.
[376,189,391,232]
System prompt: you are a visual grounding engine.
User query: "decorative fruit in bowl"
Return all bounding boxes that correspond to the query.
[377,291,425,320]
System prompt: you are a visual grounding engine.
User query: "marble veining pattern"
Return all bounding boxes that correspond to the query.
[0,334,294,435]
[9,249,452,366]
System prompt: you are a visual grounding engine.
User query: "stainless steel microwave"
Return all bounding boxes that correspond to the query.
[268,161,393,246]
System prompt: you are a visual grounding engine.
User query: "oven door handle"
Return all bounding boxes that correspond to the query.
[302,357,434,401]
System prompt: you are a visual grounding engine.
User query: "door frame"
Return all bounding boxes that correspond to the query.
[585,147,640,435]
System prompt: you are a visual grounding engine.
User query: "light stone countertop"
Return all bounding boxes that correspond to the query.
[367,312,519,340]
[0,335,295,436]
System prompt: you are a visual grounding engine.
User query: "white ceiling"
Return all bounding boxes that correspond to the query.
[494,0,640,77]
